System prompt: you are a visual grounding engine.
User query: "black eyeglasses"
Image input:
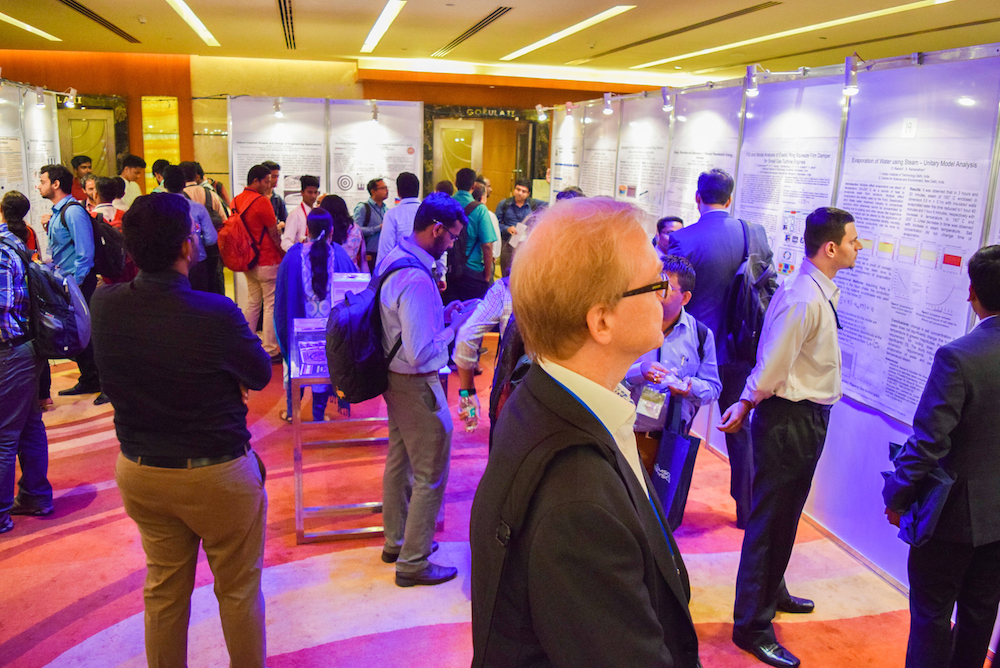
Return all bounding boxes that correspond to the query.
[622,272,671,299]
[435,221,461,241]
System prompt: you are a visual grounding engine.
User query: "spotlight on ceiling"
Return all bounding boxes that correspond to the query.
[64,87,77,108]
[535,104,548,122]
[35,86,45,108]
[602,92,614,116]
[660,87,674,113]
[273,97,283,118]
[745,65,759,98]
[844,55,860,97]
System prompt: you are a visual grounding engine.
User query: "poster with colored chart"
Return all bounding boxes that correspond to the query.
[614,95,671,234]
[578,102,620,199]
[834,58,1000,424]
[549,105,584,204]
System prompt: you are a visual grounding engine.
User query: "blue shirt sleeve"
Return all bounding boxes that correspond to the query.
[195,205,218,246]
[64,203,95,284]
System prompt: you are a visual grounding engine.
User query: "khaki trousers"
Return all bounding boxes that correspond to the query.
[242,263,280,356]
[115,451,268,668]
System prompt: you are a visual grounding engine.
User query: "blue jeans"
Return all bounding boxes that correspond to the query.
[0,341,52,515]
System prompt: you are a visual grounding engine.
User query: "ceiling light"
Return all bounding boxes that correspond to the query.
[64,87,77,108]
[536,104,548,121]
[361,0,407,54]
[660,87,674,113]
[273,98,283,118]
[632,0,955,69]
[844,56,859,97]
[164,0,220,46]
[957,96,975,106]
[745,65,759,98]
[501,5,635,61]
[0,11,61,41]
[602,93,614,115]
[34,87,45,108]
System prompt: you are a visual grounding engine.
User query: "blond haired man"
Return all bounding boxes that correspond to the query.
[470,198,700,667]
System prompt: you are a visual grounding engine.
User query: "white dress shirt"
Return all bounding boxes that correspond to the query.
[741,258,843,406]
[122,180,141,208]
[377,238,454,374]
[452,278,512,371]
[281,201,313,251]
[538,359,648,496]
[378,198,447,277]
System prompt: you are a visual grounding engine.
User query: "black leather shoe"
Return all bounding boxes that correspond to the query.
[395,562,457,587]
[58,382,100,396]
[93,393,111,406]
[382,541,439,564]
[10,500,53,516]
[733,638,800,667]
[776,596,815,614]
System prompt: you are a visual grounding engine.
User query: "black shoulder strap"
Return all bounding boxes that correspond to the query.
[464,200,481,216]
[695,318,708,362]
[57,200,94,247]
[738,218,750,263]
[236,194,268,247]
[374,253,434,364]
[0,235,31,266]
[364,202,372,225]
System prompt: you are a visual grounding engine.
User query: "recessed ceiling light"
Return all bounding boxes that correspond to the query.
[164,0,220,46]
[957,96,975,106]
[632,0,955,69]
[0,11,61,41]
[361,0,407,54]
[501,5,635,61]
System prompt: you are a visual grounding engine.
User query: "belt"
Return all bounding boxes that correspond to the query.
[0,333,31,350]
[391,370,441,378]
[123,444,251,469]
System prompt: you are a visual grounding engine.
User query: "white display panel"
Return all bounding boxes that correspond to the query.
[578,101,620,198]
[328,100,423,212]
[22,91,59,261]
[0,87,27,200]
[834,58,1000,424]
[229,97,327,207]
[615,95,671,233]
[734,77,844,277]
[549,105,584,203]
[662,86,742,226]
[989,161,1000,246]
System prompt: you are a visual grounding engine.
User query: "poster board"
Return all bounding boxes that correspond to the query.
[578,101,620,198]
[229,97,327,208]
[549,105,584,203]
[22,91,59,261]
[833,58,1000,424]
[328,100,423,212]
[614,95,671,234]
[662,86,742,226]
[733,77,844,278]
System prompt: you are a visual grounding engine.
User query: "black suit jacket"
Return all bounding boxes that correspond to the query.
[883,316,1000,546]
[667,210,772,367]
[470,365,699,668]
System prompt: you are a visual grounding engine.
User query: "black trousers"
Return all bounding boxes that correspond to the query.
[719,363,754,528]
[73,270,101,389]
[733,396,831,645]
[906,537,1000,668]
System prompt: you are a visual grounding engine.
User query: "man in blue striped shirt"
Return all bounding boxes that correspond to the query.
[0,201,53,533]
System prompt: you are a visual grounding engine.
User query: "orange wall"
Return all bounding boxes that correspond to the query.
[0,50,195,168]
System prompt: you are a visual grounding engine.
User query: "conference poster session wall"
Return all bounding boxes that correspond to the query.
[578,99,620,199]
[549,104,584,204]
[614,94,672,231]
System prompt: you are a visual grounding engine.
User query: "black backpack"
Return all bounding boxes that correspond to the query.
[722,220,778,366]
[58,201,127,280]
[325,252,433,403]
[446,200,483,283]
[0,237,91,359]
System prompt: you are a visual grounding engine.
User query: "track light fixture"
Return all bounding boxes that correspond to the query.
[64,87,76,108]
[745,65,760,98]
[660,87,675,113]
[844,55,860,97]
[602,93,614,116]
[273,97,283,118]
[535,104,548,122]
[34,86,45,108]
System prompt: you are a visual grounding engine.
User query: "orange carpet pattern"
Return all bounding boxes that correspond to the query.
[0,353,917,667]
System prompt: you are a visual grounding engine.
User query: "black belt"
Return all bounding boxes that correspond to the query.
[0,333,32,350]
[123,444,251,469]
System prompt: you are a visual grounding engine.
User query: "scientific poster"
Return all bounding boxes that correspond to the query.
[734,77,844,277]
[662,85,742,226]
[0,86,27,199]
[615,95,671,231]
[549,105,584,203]
[834,58,1000,424]
[229,97,327,207]
[578,101,619,198]
[328,100,423,211]
[22,91,59,261]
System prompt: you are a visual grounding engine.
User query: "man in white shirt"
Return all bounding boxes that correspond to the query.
[377,172,421,261]
[280,175,320,251]
[376,192,475,587]
[719,207,862,668]
[119,154,146,207]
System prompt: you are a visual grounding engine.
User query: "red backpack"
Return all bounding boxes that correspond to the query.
[218,194,267,272]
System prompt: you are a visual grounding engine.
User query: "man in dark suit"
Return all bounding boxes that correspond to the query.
[883,245,1000,668]
[470,197,700,667]
[667,168,772,529]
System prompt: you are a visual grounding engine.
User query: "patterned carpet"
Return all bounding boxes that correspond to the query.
[1,349,920,667]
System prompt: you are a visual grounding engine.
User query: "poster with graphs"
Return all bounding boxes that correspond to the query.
[833,58,1000,424]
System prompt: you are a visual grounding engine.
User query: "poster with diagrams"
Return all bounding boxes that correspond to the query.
[833,58,1000,424]
[614,95,671,233]
[328,100,423,212]
[22,91,59,261]
[549,105,584,203]
[229,97,327,208]
[733,77,844,278]
[662,85,742,226]
[578,101,620,198]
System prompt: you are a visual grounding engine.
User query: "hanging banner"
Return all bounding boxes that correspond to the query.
[22,91,59,261]
[615,95,671,233]
[834,58,1000,424]
[328,100,423,211]
[229,97,327,208]
[733,77,844,277]
[578,101,620,198]
[549,105,584,203]
[662,86,742,227]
